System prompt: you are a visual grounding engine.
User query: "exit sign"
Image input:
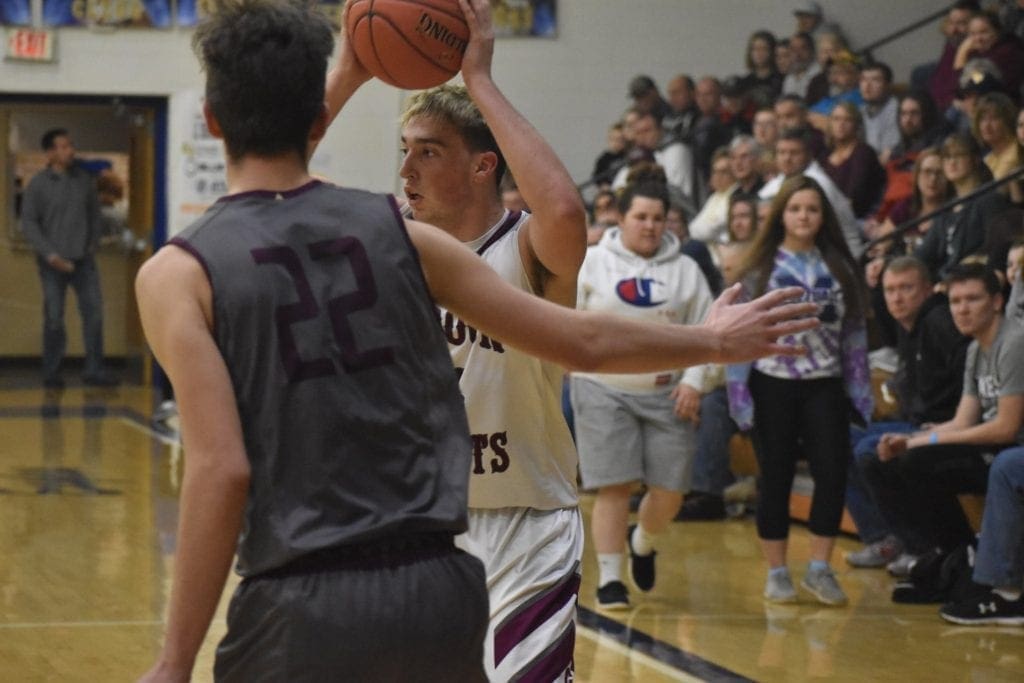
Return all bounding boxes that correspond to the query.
[6,29,56,63]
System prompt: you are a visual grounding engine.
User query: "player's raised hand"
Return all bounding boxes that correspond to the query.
[703,284,819,363]
[456,0,495,86]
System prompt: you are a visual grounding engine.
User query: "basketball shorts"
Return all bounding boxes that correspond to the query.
[214,537,488,682]
[456,506,583,683]
[571,376,695,492]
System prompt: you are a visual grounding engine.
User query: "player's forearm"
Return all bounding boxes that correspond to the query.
[465,77,585,235]
[571,312,721,374]
[159,458,249,670]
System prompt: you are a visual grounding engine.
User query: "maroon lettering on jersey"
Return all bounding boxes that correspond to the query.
[470,433,490,474]
[439,311,505,354]
[489,432,509,473]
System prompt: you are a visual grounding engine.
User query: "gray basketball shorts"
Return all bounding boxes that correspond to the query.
[571,376,695,492]
[214,544,489,682]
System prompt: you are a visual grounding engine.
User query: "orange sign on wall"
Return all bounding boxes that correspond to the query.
[6,29,56,62]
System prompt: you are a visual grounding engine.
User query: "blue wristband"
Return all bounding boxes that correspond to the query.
[928,432,939,445]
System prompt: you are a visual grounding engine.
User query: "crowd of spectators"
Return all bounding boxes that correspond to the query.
[567,0,1024,623]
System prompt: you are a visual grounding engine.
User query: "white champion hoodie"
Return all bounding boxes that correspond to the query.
[575,227,714,394]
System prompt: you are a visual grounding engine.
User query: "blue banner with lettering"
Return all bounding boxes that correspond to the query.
[0,0,31,26]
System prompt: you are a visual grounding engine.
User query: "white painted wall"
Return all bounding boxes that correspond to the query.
[0,0,947,236]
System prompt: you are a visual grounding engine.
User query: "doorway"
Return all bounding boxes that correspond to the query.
[0,94,167,383]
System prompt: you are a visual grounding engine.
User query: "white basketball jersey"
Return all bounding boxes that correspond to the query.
[438,210,578,510]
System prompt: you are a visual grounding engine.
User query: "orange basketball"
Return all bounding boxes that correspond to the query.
[346,0,469,90]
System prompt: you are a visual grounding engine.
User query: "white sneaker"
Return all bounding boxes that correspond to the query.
[886,553,918,578]
[764,569,798,603]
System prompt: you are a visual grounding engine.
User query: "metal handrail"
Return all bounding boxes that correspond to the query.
[864,163,1024,258]
[856,3,954,59]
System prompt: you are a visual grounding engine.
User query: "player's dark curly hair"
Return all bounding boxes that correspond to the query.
[193,0,334,161]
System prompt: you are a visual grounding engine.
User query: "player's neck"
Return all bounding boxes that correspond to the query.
[225,154,312,195]
[442,201,508,243]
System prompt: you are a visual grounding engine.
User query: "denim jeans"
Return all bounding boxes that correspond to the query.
[690,386,737,495]
[973,447,1024,589]
[37,254,105,379]
[848,421,915,544]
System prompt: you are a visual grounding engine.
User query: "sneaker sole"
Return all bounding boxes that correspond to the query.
[844,555,889,569]
[940,613,1024,626]
[596,600,631,611]
[800,580,848,606]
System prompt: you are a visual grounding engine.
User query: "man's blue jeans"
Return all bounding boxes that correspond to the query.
[37,255,105,380]
[848,420,916,543]
[974,447,1024,588]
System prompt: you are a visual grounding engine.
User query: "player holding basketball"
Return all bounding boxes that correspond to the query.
[330,0,586,678]
[135,1,818,680]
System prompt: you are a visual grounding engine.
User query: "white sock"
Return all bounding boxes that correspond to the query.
[597,553,622,587]
[631,524,657,556]
[993,587,1022,602]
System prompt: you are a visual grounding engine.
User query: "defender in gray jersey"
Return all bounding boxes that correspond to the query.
[137,1,822,680]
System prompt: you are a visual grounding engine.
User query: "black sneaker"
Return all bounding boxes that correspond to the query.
[675,493,727,521]
[627,524,656,592]
[596,580,630,610]
[940,590,1024,626]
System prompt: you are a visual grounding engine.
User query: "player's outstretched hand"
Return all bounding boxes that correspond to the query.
[704,283,819,363]
[456,0,495,86]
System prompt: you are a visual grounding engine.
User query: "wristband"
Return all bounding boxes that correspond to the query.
[928,431,939,445]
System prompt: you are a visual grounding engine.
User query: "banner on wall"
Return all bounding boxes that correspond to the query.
[0,0,31,26]
[175,90,228,229]
[43,0,172,27]
[493,0,556,38]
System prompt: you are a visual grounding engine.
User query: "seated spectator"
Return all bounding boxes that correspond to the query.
[819,101,886,219]
[862,263,1024,570]
[666,201,724,296]
[845,257,970,570]
[775,38,793,78]
[782,31,821,100]
[949,59,1009,136]
[865,148,954,349]
[716,193,760,285]
[915,133,1009,283]
[954,12,1024,103]
[589,188,619,246]
[859,61,901,163]
[613,111,695,205]
[752,107,780,165]
[690,148,737,247]
[663,74,701,144]
[939,445,1024,625]
[808,49,864,124]
[928,1,981,113]
[760,127,865,258]
[738,30,783,108]
[877,91,948,220]
[775,94,826,157]
[721,77,755,135]
[592,122,628,189]
[729,135,765,196]
[805,31,851,107]
[629,74,671,121]
[692,77,733,198]
[971,92,1024,204]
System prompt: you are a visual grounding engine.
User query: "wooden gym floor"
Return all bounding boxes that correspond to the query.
[1,384,1021,682]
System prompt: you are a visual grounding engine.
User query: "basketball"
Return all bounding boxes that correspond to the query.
[346,0,470,90]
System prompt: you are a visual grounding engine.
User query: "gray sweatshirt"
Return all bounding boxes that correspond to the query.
[20,163,100,260]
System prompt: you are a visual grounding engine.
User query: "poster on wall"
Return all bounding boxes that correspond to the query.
[0,0,31,26]
[42,0,86,26]
[493,0,556,38]
[174,90,228,231]
[88,0,173,28]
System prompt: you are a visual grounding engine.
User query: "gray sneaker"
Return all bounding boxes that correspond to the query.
[886,553,918,578]
[801,566,848,606]
[764,569,798,603]
[845,535,904,568]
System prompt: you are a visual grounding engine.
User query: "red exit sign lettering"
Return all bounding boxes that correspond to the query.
[6,29,56,63]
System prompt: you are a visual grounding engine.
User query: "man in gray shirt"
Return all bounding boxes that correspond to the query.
[864,263,1024,560]
[21,128,116,387]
